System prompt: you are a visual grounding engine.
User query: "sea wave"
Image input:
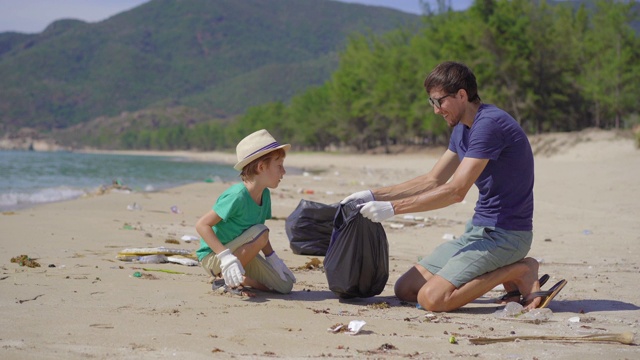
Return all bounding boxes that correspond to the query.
[0,187,89,211]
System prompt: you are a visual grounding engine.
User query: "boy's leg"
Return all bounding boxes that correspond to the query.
[198,225,295,295]
[226,224,294,294]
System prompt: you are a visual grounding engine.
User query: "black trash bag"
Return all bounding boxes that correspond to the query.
[285,199,339,256]
[323,199,389,299]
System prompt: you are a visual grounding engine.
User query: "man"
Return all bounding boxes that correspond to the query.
[342,61,566,312]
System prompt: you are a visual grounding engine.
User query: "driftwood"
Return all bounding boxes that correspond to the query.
[470,332,635,345]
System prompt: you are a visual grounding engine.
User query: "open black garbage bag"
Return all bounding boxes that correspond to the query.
[323,199,389,298]
[285,199,339,256]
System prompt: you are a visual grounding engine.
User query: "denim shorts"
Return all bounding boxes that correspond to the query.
[418,220,532,288]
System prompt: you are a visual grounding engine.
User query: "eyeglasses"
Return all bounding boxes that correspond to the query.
[428,94,453,109]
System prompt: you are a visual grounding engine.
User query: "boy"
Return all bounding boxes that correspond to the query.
[196,129,296,294]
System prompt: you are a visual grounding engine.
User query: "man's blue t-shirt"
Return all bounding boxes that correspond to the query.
[448,104,534,231]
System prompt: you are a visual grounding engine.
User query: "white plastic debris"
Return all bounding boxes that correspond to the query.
[181,235,199,242]
[493,303,553,322]
[568,316,581,323]
[167,256,198,266]
[346,320,366,335]
[442,233,456,241]
[127,202,142,211]
[327,320,367,335]
[494,302,525,318]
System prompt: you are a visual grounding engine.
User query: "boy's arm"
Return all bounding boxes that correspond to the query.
[195,210,227,254]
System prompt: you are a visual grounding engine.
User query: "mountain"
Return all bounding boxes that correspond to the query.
[0,0,421,134]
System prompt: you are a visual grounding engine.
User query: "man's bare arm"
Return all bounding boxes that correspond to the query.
[373,149,461,201]
[391,156,489,215]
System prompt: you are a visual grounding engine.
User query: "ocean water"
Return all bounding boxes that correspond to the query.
[0,150,238,211]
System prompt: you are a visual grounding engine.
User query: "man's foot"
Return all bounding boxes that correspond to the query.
[511,257,542,310]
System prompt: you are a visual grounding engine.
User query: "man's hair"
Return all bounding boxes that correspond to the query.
[423,61,481,103]
[240,148,286,181]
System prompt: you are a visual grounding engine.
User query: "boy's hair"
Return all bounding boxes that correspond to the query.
[240,148,286,181]
[424,61,481,103]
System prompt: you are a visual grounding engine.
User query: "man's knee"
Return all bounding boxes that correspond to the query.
[417,290,447,312]
[416,279,458,312]
[393,279,413,301]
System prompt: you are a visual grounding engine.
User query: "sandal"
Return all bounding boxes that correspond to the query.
[523,279,568,308]
[497,274,550,302]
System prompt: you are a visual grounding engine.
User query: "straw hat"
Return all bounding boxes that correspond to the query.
[234,129,290,171]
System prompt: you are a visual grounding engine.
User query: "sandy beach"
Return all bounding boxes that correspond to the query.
[1,128,639,359]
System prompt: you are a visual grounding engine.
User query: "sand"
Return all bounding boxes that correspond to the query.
[1,128,639,359]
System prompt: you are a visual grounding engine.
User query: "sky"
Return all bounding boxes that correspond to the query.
[0,0,474,34]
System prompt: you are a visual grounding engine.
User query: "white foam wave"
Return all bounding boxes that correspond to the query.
[0,187,88,211]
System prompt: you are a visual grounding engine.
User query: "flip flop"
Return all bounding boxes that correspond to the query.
[524,279,568,309]
[497,274,550,302]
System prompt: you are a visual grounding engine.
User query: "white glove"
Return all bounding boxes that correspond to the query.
[216,249,245,287]
[266,251,296,282]
[341,190,374,204]
[359,201,395,222]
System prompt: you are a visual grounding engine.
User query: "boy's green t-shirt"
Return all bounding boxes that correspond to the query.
[196,182,271,261]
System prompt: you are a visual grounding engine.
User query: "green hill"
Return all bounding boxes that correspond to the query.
[0,0,420,134]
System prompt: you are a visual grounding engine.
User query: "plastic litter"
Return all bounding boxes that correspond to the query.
[127,202,142,211]
[327,320,366,335]
[495,302,525,317]
[346,320,366,335]
[167,256,198,266]
[442,233,456,240]
[181,235,199,242]
[493,302,553,322]
[134,254,167,264]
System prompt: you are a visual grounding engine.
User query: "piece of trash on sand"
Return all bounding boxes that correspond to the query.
[494,302,552,322]
[442,233,456,240]
[135,254,167,264]
[494,302,524,317]
[11,254,41,268]
[389,223,404,229]
[127,202,142,211]
[116,247,196,264]
[167,255,198,266]
[181,235,199,242]
[328,320,366,335]
[568,316,581,323]
[170,205,182,214]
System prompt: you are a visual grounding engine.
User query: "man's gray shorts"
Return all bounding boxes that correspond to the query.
[418,220,532,288]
